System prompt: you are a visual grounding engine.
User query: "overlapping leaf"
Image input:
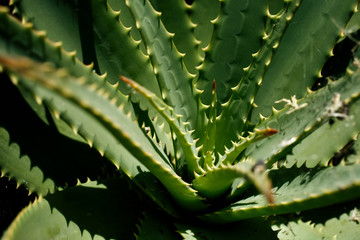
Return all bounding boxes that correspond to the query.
[0,56,207,211]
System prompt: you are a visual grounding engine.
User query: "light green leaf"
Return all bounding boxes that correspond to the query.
[0,127,55,196]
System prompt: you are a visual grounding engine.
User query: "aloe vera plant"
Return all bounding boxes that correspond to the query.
[1,0,360,239]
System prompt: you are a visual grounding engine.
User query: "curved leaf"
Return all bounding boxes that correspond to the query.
[0,56,207,211]
[0,6,134,142]
[89,0,176,159]
[191,161,273,204]
[2,197,91,240]
[192,163,251,200]
[2,179,143,240]
[200,164,360,223]
[121,76,202,175]
[0,74,110,189]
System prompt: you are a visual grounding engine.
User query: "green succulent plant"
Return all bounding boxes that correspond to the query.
[1,0,360,239]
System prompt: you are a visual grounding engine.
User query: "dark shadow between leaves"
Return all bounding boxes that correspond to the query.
[46,176,142,240]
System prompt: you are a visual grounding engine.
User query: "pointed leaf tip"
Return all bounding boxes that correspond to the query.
[119,75,133,86]
[255,128,278,139]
